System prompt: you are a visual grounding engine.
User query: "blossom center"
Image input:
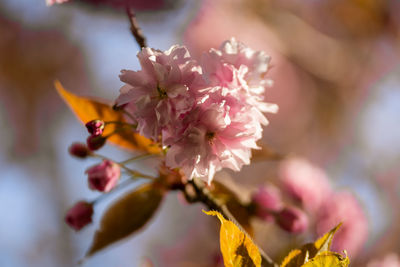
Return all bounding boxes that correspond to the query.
[206,131,216,144]
[157,84,168,99]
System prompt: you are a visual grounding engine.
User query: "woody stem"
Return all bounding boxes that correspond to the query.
[125,8,147,49]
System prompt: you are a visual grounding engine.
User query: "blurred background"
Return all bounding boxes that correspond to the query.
[0,0,399,266]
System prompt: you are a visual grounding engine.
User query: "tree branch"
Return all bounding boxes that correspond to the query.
[125,8,147,49]
[186,178,279,267]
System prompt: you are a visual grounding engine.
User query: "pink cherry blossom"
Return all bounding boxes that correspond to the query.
[165,101,259,184]
[115,45,203,140]
[201,38,278,118]
[86,160,121,192]
[316,191,368,258]
[279,158,332,212]
[116,40,277,183]
[65,201,93,231]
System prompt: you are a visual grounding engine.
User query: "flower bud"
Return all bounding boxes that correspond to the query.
[65,201,93,231]
[86,160,121,192]
[85,120,105,136]
[251,185,283,222]
[87,135,106,151]
[276,206,308,233]
[68,142,90,158]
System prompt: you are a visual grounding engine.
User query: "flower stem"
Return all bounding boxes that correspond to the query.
[125,8,147,49]
[105,121,137,128]
[187,178,279,267]
[91,153,156,180]
[118,153,157,165]
[91,176,143,205]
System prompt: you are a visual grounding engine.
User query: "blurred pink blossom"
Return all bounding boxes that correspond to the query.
[279,157,332,212]
[251,184,283,221]
[367,253,400,267]
[276,206,308,233]
[316,191,368,258]
[86,160,121,192]
[64,201,93,231]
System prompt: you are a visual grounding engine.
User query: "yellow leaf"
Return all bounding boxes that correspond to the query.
[314,223,342,254]
[301,252,349,267]
[209,181,253,236]
[86,183,164,257]
[55,80,160,154]
[204,210,261,267]
[281,249,304,267]
[280,224,342,267]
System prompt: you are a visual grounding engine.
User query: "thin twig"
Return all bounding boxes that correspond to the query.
[125,8,147,49]
[187,178,279,267]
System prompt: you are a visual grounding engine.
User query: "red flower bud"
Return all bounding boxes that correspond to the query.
[276,206,308,233]
[65,201,93,231]
[85,120,105,136]
[87,135,106,151]
[86,160,121,192]
[251,185,283,222]
[68,142,90,158]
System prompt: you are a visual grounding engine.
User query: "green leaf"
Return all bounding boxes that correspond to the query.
[86,183,164,257]
[301,252,349,267]
[55,80,160,154]
[204,210,261,267]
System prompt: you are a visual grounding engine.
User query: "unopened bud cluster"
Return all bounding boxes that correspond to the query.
[250,185,308,233]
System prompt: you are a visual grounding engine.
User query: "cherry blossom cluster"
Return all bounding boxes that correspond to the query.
[115,38,278,183]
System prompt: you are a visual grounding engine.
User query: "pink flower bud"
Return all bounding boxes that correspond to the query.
[251,185,283,222]
[86,135,106,151]
[65,201,93,231]
[85,120,105,136]
[86,160,120,192]
[276,206,308,233]
[68,142,90,158]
